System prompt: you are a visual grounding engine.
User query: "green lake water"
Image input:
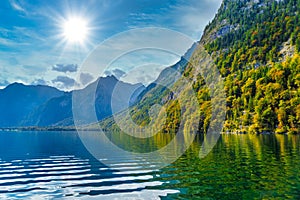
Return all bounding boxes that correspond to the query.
[0,131,299,199]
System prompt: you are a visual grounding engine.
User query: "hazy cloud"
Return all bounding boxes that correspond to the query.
[52,76,76,89]
[121,64,166,85]
[52,64,78,73]
[0,80,10,87]
[9,0,27,13]
[104,70,112,76]
[8,57,19,65]
[166,0,222,39]
[2,0,222,86]
[104,69,126,79]
[80,73,94,85]
[82,29,187,86]
[185,1,221,32]
[31,78,47,86]
[128,0,222,40]
[112,69,126,79]
[22,65,47,75]
[0,37,29,47]
[13,26,46,42]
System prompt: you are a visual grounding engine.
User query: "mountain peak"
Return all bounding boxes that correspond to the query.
[5,82,25,89]
[98,75,119,84]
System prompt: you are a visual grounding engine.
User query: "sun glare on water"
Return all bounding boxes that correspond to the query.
[63,17,88,43]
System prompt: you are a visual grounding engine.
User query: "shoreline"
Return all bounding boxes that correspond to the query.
[0,127,296,135]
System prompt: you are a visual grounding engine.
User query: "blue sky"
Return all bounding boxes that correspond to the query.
[0,0,221,90]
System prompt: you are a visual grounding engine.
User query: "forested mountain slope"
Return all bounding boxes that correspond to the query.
[202,0,300,133]
[101,0,300,134]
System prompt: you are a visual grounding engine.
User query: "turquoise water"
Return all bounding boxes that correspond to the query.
[0,131,299,199]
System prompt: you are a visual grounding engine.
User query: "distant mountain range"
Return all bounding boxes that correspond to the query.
[2,0,299,135]
[0,83,64,127]
[0,76,145,127]
[0,40,197,128]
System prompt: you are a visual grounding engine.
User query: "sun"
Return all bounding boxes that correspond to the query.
[63,17,88,43]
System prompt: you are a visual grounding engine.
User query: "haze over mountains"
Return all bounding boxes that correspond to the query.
[0,83,64,127]
[0,0,299,135]
[0,39,198,128]
[0,76,145,127]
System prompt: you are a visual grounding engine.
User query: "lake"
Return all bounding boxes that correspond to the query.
[0,131,300,199]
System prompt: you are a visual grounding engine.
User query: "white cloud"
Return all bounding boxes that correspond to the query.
[121,64,167,85]
[81,28,192,85]
[128,0,222,40]
[13,26,46,42]
[170,0,222,39]
[0,31,86,88]
[52,64,78,73]
[112,69,126,79]
[9,0,27,14]
[52,76,77,90]
[0,52,49,86]
[0,80,10,87]
[104,69,126,79]
[0,27,46,57]
[2,0,223,89]
[0,37,29,47]
[22,65,47,75]
[0,38,16,46]
[79,73,94,86]
[31,78,47,86]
